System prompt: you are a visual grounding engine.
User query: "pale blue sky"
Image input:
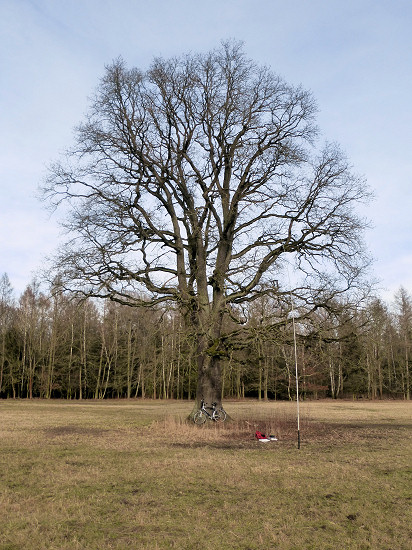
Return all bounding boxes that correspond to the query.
[1,0,411,299]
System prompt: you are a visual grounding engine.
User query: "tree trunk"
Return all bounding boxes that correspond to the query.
[191,288,232,411]
[195,353,223,409]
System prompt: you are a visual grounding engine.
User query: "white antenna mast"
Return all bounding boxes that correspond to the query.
[290,293,301,450]
[286,264,301,450]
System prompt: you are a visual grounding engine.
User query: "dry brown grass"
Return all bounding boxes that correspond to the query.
[0,399,411,549]
[150,407,305,451]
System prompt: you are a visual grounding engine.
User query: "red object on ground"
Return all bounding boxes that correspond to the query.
[255,431,270,441]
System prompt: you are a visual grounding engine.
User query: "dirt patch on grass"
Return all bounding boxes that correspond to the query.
[44,426,108,438]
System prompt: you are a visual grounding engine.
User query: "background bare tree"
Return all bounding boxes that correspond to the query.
[0,273,14,394]
[43,42,371,408]
[393,287,411,399]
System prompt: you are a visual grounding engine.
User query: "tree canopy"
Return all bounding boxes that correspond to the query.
[43,42,371,406]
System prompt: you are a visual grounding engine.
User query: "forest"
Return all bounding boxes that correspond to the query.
[0,273,410,401]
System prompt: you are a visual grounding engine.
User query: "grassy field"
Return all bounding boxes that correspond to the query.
[0,399,411,549]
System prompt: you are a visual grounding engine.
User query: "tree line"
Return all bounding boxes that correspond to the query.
[0,273,410,401]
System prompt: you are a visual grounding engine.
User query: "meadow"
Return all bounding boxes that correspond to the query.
[0,399,411,549]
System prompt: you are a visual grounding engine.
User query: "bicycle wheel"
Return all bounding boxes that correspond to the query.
[213,408,227,422]
[193,410,207,424]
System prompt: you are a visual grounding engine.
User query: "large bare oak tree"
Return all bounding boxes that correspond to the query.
[43,42,371,408]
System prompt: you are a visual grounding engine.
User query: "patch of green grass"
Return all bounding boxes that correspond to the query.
[0,399,411,549]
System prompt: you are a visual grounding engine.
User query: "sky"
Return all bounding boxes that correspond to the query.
[1,0,411,301]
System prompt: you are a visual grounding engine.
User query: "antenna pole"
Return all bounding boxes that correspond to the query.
[291,295,301,450]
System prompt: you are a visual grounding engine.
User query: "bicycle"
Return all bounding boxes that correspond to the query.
[193,399,227,424]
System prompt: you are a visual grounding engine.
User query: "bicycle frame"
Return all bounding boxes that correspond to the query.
[202,400,216,418]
